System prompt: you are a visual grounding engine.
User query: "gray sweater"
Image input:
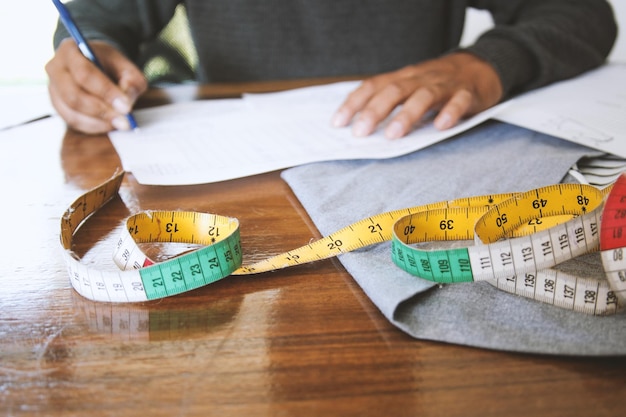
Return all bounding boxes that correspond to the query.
[53,0,617,99]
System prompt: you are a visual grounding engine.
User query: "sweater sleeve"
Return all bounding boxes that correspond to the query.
[464,0,618,99]
[52,0,180,60]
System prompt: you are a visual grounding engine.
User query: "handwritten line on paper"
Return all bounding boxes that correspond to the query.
[494,62,626,158]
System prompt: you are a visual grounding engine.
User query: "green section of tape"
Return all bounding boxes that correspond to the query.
[139,229,243,300]
[391,236,474,283]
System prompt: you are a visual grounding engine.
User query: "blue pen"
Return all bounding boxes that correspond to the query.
[51,0,138,130]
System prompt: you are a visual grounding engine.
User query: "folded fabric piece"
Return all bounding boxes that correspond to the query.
[281,121,626,356]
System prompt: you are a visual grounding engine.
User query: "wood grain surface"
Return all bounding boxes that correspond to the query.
[1,80,624,417]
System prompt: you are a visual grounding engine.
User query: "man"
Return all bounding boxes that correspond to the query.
[46,0,617,138]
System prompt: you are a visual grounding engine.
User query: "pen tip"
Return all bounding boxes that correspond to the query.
[127,114,139,130]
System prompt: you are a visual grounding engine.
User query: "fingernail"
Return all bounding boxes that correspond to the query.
[112,97,131,114]
[352,119,373,137]
[112,115,131,131]
[435,113,452,130]
[331,109,350,127]
[385,121,404,139]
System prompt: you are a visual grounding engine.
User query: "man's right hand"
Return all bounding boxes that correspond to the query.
[46,39,148,134]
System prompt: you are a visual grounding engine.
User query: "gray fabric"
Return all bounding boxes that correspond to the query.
[281,121,626,356]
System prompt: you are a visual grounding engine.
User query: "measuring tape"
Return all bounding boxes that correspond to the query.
[60,170,626,315]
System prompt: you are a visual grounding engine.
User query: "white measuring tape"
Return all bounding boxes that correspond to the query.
[60,170,626,316]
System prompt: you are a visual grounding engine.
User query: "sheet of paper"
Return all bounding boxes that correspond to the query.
[0,85,55,130]
[109,81,507,186]
[494,62,626,158]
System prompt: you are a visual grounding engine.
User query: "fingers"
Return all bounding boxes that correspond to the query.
[47,81,113,134]
[434,89,472,130]
[46,39,147,134]
[331,78,382,129]
[386,87,473,138]
[384,87,437,139]
[46,45,118,133]
[103,47,148,103]
[331,53,503,139]
[352,81,414,137]
[334,79,446,139]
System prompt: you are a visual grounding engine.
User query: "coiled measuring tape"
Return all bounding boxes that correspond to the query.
[60,170,626,316]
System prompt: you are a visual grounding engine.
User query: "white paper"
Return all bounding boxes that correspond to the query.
[495,63,626,158]
[109,81,507,186]
[0,85,55,130]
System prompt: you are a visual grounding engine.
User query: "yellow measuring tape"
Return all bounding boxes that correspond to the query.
[60,170,626,315]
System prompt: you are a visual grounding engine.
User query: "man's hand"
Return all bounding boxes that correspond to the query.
[46,39,148,134]
[332,52,503,138]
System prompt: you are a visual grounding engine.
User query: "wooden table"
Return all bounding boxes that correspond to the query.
[1,80,625,417]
